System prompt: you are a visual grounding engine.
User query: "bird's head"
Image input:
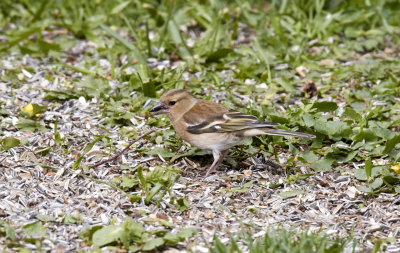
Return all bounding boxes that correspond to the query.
[149,89,196,116]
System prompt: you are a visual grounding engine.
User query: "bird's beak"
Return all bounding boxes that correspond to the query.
[149,102,168,115]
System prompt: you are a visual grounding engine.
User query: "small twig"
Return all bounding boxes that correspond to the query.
[93,129,157,168]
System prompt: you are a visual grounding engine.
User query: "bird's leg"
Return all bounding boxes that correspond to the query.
[205,150,229,176]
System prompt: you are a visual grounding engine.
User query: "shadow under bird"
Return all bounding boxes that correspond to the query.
[150,89,315,176]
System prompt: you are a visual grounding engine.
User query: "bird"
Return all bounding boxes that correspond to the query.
[149,89,315,176]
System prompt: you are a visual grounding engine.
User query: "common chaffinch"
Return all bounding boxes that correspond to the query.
[150,89,315,176]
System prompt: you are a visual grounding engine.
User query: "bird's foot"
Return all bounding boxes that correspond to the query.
[205,167,217,176]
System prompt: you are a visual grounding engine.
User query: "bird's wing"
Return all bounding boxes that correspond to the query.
[184,101,278,134]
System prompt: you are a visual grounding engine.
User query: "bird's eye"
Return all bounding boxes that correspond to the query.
[169,101,176,106]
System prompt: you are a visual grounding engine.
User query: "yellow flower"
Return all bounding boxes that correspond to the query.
[22,104,40,117]
[391,163,400,174]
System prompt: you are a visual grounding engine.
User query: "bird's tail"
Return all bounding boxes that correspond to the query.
[261,128,315,139]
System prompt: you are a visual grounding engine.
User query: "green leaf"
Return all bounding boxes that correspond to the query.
[168,20,191,58]
[365,157,372,179]
[310,158,333,171]
[78,225,103,243]
[36,214,56,222]
[343,107,362,122]
[357,185,373,193]
[353,169,367,181]
[110,1,131,15]
[312,101,338,112]
[63,215,84,224]
[4,223,17,241]
[353,130,378,142]
[72,136,102,169]
[145,182,163,205]
[302,113,315,127]
[213,235,228,252]
[146,147,175,158]
[54,119,62,146]
[44,89,80,101]
[176,197,190,212]
[301,151,318,163]
[278,190,306,199]
[285,173,314,184]
[23,222,46,237]
[118,175,139,190]
[142,238,164,251]
[177,228,197,239]
[92,225,124,247]
[1,136,20,151]
[16,118,46,132]
[314,120,351,138]
[383,175,400,185]
[384,135,400,154]
[370,178,383,190]
[205,48,233,63]
[124,219,145,236]
[137,166,147,189]
[164,232,180,244]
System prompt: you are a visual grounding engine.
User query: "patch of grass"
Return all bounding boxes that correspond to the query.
[79,217,197,252]
[113,165,181,205]
[209,226,355,253]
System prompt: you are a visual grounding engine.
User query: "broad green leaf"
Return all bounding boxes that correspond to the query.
[302,113,315,127]
[124,219,145,236]
[142,238,164,251]
[93,225,124,247]
[63,215,84,224]
[353,169,367,181]
[36,214,56,222]
[312,101,338,112]
[16,118,46,132]
[353,130,377,142]
[164,232,180,244]
[146,147,175,158]
[301,151,318,163]
[23,222,46,237]
[357,185,373,193]
[5,224,17,241]
[310,158,333,171]
[370,178,383,190]
[343,107,362,122]
[1,136,20,151]
[314,120,351,138]
[383,175,400,185]
[177,228,197,239]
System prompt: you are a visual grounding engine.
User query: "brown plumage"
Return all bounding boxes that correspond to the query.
[150,89,315,176]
